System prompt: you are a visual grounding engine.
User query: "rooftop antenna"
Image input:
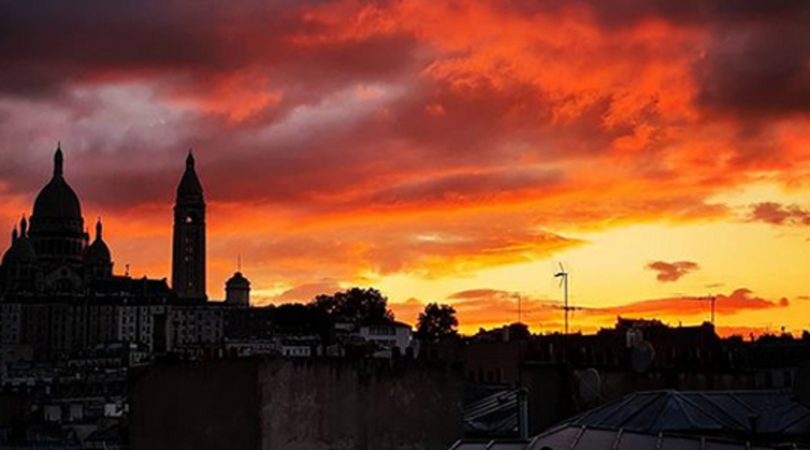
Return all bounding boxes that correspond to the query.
[554,263,570,335]
[237,254,242,273]
[685,294,717,327]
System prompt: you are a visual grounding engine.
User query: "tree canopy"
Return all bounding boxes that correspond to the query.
[416,303,459,342]
[310,287,394,324]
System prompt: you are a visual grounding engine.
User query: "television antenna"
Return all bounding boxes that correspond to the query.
[685,295,717,327]
[554,263,572,335]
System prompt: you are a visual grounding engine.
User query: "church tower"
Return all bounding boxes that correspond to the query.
[172,151,207,300]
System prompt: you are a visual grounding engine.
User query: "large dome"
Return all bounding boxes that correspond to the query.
[32,148,82,220]
[33,177,82,219]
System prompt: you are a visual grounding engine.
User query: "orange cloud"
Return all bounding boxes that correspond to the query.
[593,289,788,319]
[646,260,700,282]
[750,202,810,226]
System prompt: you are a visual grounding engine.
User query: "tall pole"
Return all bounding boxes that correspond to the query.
[555,266,570,335]
[690,295,717,327]
[564,274,569,335]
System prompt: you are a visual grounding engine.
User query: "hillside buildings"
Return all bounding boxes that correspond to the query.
[0,147,412,363]
[0,147,227,360]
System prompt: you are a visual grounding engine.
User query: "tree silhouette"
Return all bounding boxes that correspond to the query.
[311,287,394,324]
[506,322,531,341]
[416,303,458,342]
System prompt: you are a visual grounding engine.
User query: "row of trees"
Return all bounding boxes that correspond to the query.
[305,287,460,342]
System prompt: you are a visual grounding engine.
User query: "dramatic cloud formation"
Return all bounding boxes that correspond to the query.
[1,0,809,332]
[646,260,700,282]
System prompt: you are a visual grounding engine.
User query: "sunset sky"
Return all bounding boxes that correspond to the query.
[1,0,809,336]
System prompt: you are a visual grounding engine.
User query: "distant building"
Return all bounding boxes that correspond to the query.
[225,271,250,308]
[280,336,319,357]
[356,321,413,357]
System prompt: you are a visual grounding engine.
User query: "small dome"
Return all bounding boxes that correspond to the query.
[84,219,111,263]
[2,235,37,266]
[85,239,111,263]
[226,271,250,288]
[32,147,82,220]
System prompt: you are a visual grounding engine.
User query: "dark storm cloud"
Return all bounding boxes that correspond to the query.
[695,22,810,116]
[0,0,423,212]
[0,0,418,98]
[496,0,809,26]
[0,0,267,95]
[564,0,810,117]
[502,0,810,117]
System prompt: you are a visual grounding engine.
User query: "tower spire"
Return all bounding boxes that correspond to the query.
[20,215,27,237]
[96,217,103,240]
[54,143,64,177]
[173,150,207,300]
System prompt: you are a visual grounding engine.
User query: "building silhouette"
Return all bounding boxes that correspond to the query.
[0,145,232,360]
[225,271,250,308]
[172,151,207,300]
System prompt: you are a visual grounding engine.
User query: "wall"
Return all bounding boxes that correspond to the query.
[129,359,260,450]
[259,359,463,450]
[130,358,464,450]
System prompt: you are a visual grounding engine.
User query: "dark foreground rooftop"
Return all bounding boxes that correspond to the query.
[451,390,810,450]
[566,390,810,438]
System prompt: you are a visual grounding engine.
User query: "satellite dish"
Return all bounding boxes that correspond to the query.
[631,340,655,374]
[576,368,602,405]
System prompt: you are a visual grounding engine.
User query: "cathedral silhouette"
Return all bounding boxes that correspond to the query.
[0,146,249,360]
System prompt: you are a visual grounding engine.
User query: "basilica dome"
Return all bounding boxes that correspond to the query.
[32,148,82,220]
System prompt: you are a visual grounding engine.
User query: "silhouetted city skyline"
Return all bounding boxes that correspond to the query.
[1,2,810,449]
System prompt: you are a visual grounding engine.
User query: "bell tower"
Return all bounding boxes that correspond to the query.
[172,150,207,300]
